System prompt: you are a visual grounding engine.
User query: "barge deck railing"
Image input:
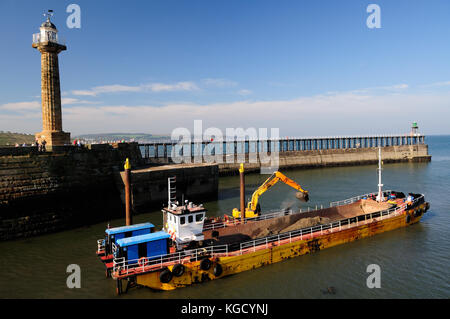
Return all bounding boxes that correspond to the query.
[97,239,105,253]
[204,190,396,233]
[330,190,393,207]
[111,194,424,278]
[202,208,294,231]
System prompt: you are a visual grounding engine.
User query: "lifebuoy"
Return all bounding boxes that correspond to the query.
[200,258,212,271]
[172,264,185,277]
[138,257,149,267]
[168,228,177,241]
[160,268,173,283]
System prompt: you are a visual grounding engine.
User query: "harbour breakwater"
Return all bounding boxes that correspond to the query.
[140,135,430,175]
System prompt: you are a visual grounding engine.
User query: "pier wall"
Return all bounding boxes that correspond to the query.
[128,164,219,213]
[143,143,430,175]
[0,143,143,241]
[218,144,430,175]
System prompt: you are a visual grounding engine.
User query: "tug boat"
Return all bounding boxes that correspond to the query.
[96,150,430,294]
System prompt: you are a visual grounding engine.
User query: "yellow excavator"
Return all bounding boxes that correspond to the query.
[232,170,309,219]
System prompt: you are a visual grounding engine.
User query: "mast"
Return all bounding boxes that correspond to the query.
[376,147,384,202]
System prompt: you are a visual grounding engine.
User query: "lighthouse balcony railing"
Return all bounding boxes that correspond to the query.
[32,33,65,46]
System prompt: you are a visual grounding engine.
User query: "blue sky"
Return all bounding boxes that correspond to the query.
[1,0,450,136]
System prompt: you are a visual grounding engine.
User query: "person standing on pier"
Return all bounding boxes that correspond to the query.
[41,139,47,152]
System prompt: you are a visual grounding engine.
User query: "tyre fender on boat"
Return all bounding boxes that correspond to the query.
[172,263,185,277]
[213,263,223,277]
[160,268,173,283]
[200,258,212,271]
[414,208,422,217]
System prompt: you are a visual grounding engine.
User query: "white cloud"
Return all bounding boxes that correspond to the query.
[61,98,101,105]
[202,78,238,88]
[0,101,40,111]
[420,81,450,88]
[3,81,450,135]
[58,91,450,136]
[237,89,252,96]
[350,83,409,94]
[71,81,199,96]
[143,81,199,92]
[391,84,409,89]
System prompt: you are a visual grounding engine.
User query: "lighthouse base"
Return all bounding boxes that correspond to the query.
[35,130,71,149]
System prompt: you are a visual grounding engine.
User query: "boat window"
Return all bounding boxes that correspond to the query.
[188,215,193,223]
[180,216,185,225]
[196,214,203,222]
[138,243,147,258]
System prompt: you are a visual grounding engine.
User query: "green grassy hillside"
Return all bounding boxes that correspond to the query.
[0,132,35,146]
[75,133,170,143]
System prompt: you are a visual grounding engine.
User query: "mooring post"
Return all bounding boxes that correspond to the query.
[124,158,132,226]
[239,163,245,224]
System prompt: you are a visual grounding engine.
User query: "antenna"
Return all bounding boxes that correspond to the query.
[168,176,176,207]
[376,147,384,202]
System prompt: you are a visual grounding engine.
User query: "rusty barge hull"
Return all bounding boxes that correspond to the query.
[119,200,428,291]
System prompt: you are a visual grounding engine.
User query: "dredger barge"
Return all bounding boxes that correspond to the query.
[96,154,429,294]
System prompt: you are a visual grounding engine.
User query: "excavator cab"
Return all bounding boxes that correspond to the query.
[232,170,309,219]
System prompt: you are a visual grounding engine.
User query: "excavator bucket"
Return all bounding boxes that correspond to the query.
[295,192,309,202]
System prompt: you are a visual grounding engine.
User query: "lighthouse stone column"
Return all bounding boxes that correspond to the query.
[32,16,70,149]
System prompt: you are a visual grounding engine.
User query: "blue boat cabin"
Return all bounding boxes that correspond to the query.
[104,222,155,255]
[115,231,171,262]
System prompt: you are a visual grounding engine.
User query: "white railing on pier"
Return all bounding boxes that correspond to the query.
[139,134,426,159]
[111,194,423,277]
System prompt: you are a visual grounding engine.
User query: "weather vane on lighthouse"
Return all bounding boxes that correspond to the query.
[43,9,54,18]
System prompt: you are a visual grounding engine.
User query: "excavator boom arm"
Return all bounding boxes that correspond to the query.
[247,171,309,211]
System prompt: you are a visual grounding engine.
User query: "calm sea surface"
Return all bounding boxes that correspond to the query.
[0,135,449,299]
